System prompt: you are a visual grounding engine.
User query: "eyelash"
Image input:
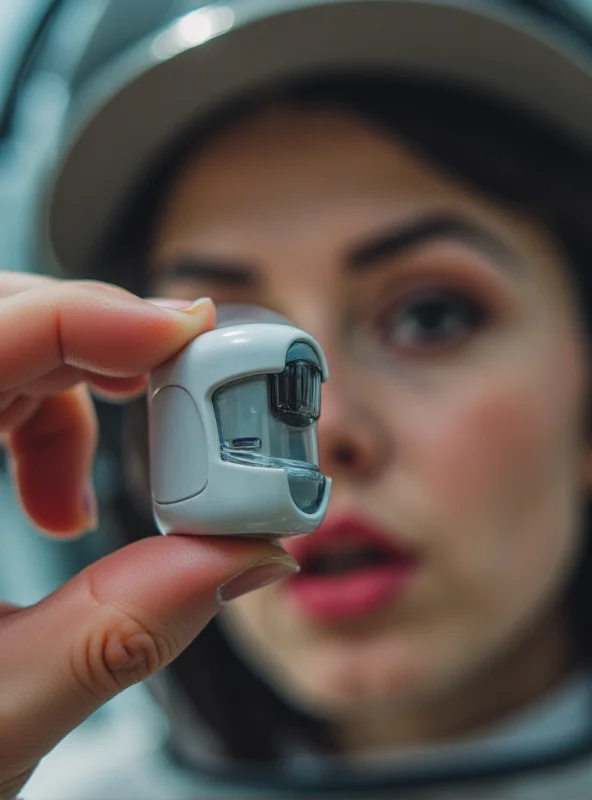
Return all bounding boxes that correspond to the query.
[374,283,491,355]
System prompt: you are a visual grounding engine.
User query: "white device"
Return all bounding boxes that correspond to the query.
[148,304,331,536]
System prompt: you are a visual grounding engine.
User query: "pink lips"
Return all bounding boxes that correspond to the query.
[282,512,419,622]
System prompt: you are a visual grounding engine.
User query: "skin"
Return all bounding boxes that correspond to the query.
[149,104,592,754]
[0,278,297,800]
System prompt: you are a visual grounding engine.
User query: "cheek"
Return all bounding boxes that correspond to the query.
[398,343,585,604]
[418,380,557,514]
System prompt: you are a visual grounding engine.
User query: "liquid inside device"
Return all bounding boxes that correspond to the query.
[148,304,331,536]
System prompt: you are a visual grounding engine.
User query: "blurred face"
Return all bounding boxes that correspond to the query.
[148,104,591,738]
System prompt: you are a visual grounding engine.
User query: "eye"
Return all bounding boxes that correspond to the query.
[379,288,488,352]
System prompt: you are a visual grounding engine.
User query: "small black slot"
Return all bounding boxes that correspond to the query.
[269,360,321,428]
[231,437,262,450]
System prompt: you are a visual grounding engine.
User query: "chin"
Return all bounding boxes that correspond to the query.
[274,631,430,715]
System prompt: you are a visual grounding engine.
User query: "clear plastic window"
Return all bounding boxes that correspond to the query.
[213,367,325,513]
[213,375,319,469]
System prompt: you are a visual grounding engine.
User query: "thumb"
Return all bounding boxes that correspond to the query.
[0,535,297,789]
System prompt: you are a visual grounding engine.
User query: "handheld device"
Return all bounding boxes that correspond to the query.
[148,304,331,536]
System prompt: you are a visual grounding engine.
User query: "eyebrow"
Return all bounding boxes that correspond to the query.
[151,257,259,287]
[347,214,517,272]
[152,213,517,286]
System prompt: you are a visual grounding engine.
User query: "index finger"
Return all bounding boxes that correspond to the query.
[0,282,214,392]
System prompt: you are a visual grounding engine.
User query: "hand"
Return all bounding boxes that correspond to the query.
[0,273,298,799]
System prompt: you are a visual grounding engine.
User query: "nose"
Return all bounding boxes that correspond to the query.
[280,294,390,482]
[317,366,389,482]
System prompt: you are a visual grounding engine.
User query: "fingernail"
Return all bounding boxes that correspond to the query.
[184,297,212,310]
[145,298,194,309]
[217,555,300,605]
[174,297,215,329]
[81,480,98,531]
[181,297,214,316]
[146,297,215,325]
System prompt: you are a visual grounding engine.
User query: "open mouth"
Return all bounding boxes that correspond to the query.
[283,513,419,622]
[302,541,407,575]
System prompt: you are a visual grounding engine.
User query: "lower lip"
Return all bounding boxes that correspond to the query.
[285,563,416,622]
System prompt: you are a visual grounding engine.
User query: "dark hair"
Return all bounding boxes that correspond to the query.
[101,72,592,768]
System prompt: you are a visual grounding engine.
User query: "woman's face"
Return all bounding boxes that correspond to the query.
[148,103,591,729]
